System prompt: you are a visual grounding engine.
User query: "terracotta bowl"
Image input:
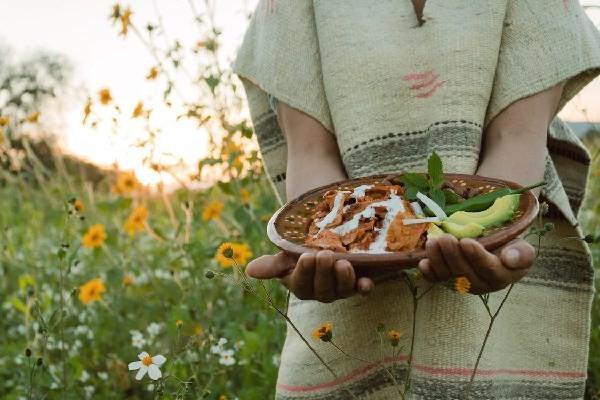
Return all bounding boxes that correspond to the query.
[267,174,539,277]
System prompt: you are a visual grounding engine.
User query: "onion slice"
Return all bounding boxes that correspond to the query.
[416,192,448,220]
[402,217,440,225]
[410,201,424,216]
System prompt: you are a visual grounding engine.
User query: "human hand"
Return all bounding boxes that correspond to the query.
[417,234,535,294]
[246,250,375,303]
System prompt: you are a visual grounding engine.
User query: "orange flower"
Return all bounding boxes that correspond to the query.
[202,201,223,221]
[214,242,253,268]
[120,7,133,35]
[146,66,158,80]
[311,323,333,342]
[387,329,403,347]
[74,199,85,213]
[98,88,113,105]
[79,278,106,304]
[0,116,9,126]
[455,276,471,294]
[82,224,107,249]
[123,205,149,235]
[115,171,140,194]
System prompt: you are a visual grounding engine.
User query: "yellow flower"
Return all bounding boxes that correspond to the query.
[123,205,149,236]
[311,322,333,342]
[73,199,85,213]
[146,66,158,80]
[455,276,471,294]
[79,278,106,304]
[120,7,133,35]
[115,171,140,194]
[175,320,184,328]
[240,188,251,204]
[82,224,107,249]
[231,156,244,171]
[98,88,113,105]
[132,101,144,118]
[214,242,253,268]
[0,116,9,126]
[122,274,134,287]
[387,329,403,347]
[193,323,204,336]
[202,201,224,221]
[26,112,40,123]
[218,395,228,400]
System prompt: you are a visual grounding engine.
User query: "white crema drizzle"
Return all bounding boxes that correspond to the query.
[315,191,350,233]
[366,192,405,253]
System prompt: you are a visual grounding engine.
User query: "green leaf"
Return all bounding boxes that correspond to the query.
[429,187,446,208]
[427,151,444,188]
[405,186,419,201]
[399,173,428,189]
[443,188,463,204]
[205,75,220,93]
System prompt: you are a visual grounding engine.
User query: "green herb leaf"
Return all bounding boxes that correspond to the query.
[443,188,463,204]
[429,187,446,208]
[399,173,429,189]
[405,186,419,201]
[427,151,444,188]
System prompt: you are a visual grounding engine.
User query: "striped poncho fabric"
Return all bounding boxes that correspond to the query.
[233,1,600,399]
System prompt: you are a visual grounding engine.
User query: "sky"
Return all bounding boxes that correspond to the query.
[0,0,599,186]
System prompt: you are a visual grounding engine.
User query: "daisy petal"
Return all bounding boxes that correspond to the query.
[138,351,149,361]
[147,364,162,380]
[152,355,166,366]
[128,361,142,370]
[135,366,148,381]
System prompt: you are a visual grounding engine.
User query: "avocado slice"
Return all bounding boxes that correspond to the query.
[447,194,520,228]
[440,221,485,239]
[427,223,445,239]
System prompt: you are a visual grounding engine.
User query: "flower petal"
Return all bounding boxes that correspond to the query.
[152,354,166,366]
[135,366,148,381]
[138,351,149,361]
[147,364,162,380]
[128,361,142,371]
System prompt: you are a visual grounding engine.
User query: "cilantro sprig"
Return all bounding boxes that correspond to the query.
[399,151,447,209]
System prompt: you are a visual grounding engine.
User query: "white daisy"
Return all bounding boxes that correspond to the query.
[218,349,236,366]
[128,352,166,381]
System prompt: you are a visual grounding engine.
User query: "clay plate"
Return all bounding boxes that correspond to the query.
[267,174,539,277]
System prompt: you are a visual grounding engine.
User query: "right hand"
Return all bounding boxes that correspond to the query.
[246,250,375,303]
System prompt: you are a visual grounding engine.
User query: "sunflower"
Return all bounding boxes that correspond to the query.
[214,242,253,268]
[202,201,224,221]
[311,323,333,342]
[387,329,403,347]
[146,66,158,80]
[79,278,106,304]
[115,172,141,194]
[132,101,145,118]
[123,205,149,235]
[98,88,113,105]
[82,224,107,249]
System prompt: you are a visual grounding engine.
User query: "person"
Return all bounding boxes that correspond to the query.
[233,1,600,398]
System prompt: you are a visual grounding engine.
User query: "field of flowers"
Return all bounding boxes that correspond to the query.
[0,2,599,399]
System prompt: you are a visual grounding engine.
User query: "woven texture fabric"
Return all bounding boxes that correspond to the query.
[233,1,600,398]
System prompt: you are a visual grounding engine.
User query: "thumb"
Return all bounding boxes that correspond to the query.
[246,252,295,279]
[499,239,536,270]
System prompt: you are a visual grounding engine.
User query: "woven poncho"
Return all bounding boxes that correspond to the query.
[234,1,600,399]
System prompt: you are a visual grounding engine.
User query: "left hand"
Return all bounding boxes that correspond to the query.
[417,234,536,294]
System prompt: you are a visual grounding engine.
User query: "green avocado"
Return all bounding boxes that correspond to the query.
[427,223,445,239]
[440,221,485,239]
[447,194,520,228]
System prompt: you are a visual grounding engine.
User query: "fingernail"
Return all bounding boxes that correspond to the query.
[505,249,520,267]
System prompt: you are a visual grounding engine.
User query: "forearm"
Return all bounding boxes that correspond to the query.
[477,83,564,197]
[276,102,348,200]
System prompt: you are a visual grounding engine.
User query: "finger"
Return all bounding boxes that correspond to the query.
[313,250,336,303]
[289,253,316,300]
[418,259,436,283]
[499,239,536,270]
[460,239,510,291]
[246,252,295,279]
[437,235,488,294]
[357,277,375,296]
[334,260,356,298]
[426,238,452,281]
